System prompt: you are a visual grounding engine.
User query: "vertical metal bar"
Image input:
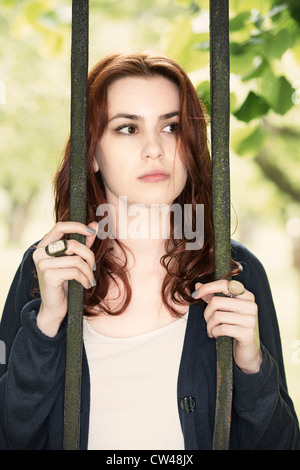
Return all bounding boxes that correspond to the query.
[209,0,233,450]
[63,0,89,450]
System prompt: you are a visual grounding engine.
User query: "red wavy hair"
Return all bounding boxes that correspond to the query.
[54,52,237,317]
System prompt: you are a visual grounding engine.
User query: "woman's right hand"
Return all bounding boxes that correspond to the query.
[32,221,98,337]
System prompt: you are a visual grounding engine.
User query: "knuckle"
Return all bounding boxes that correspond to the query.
[35,257,48,272]
[67,238,75,250]
[43,268,53,283]
[37,258,46,270]
[71,267,81,277]
[249,302,258,316]
[32,250,38,263]
[32,247,44,263]
[56,221,64,230]
[220,324,230,336]
[249,316,257,329]
[214,310,223,323]
[73,255,84,267]
[209,295,219,309]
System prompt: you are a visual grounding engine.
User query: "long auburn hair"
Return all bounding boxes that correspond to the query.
[54,51,239,317]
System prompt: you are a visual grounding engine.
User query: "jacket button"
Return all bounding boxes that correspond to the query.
[181,396,196,413]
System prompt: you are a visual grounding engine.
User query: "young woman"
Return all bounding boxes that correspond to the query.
[0,52,299,450]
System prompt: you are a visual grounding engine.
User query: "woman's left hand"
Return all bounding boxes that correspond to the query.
[193,280,263,374]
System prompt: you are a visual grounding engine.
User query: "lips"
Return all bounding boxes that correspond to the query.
[138,168,170,183]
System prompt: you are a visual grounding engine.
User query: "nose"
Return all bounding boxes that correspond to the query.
[142,132,164,160]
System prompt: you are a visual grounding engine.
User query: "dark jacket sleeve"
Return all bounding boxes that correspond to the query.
[231,240,300,449]
[0,246,66,450]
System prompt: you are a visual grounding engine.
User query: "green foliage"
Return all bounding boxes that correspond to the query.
[1,0,300,244]
[231,126,269,157]
[0,0,71,242]
[234,92,270,122]
[196,80,210,114]
[163,0,300,217]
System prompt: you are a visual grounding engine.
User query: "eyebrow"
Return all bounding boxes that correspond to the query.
[108,111,179,122]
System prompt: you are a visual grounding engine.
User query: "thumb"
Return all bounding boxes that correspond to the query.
[86,221,98,249]
[191,282,203,298]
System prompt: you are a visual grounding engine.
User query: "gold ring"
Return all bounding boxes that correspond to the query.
[227,280,245,297]
[45,239,68,257]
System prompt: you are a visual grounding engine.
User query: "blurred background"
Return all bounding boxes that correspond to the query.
[1,0,299,418]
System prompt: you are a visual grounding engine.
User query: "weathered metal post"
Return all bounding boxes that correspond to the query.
[210,0,233,450]
[63,0,89,450]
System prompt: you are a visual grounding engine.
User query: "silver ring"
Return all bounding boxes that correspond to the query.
[227,280,245,297]
[45,239,68,257]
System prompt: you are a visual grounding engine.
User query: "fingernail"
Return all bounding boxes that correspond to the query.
[92,278,96,287]
[86,226,96,234]
[191,289,199,298]
[93,263,96,272]
[88,282,92,289]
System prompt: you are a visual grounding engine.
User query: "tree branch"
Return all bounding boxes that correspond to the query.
[254,150,300,202]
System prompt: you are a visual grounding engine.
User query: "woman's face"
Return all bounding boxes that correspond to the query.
[94,75,187,207]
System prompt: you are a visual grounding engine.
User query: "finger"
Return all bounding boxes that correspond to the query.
[206,310,257,339]
[46,266,93,290]
[37,221,97,248]
[37,255,96,288]
[85,222,98,250]
[61,238,96,271]
[203,295,257,323]
[33,237,95,271]
[210,323,247,342]
[192,280,254,302]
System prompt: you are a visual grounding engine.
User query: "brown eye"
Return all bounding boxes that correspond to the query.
[115,124,138,135]
[127,125,137,134]
[163,122,178,133]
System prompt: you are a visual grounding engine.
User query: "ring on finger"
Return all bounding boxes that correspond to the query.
[45,239,68,257]
[227,280,245,297]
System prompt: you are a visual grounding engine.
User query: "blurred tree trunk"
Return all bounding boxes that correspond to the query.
[8,191,37,245]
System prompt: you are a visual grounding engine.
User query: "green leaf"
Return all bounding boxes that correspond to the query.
[233,91,270,122]
[229,11,251,32]
[272,76,294,114]
[262,29,293,59]
[230,47,256,76]
[164,19,209,72]
[196,80,210,114]
[241,58,269,81]
[260,69,294,115]
[287,0,300,24]
[231,125,268,156]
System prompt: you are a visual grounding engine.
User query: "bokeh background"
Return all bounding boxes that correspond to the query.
[1,0,300,419]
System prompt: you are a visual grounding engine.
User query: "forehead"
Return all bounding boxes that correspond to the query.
[106,76,180,116]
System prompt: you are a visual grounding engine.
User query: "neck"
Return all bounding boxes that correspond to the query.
[116,237,166,273]
[101,195,172,272]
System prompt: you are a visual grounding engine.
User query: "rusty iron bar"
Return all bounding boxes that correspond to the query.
[63,0,89,450]
[210,0,233,450]
[62,0,231,450]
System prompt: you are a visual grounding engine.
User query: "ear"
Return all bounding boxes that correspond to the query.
[92,157,100,172]
[92,144,101,172]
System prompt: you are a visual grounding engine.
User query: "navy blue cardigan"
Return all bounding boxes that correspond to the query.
[0,240,299,450]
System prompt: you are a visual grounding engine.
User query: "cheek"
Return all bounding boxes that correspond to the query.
[95,145,132,197]
[173,160,188,190]
[95,142,115,179]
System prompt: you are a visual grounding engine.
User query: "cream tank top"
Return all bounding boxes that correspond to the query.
[83,313,188,450]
